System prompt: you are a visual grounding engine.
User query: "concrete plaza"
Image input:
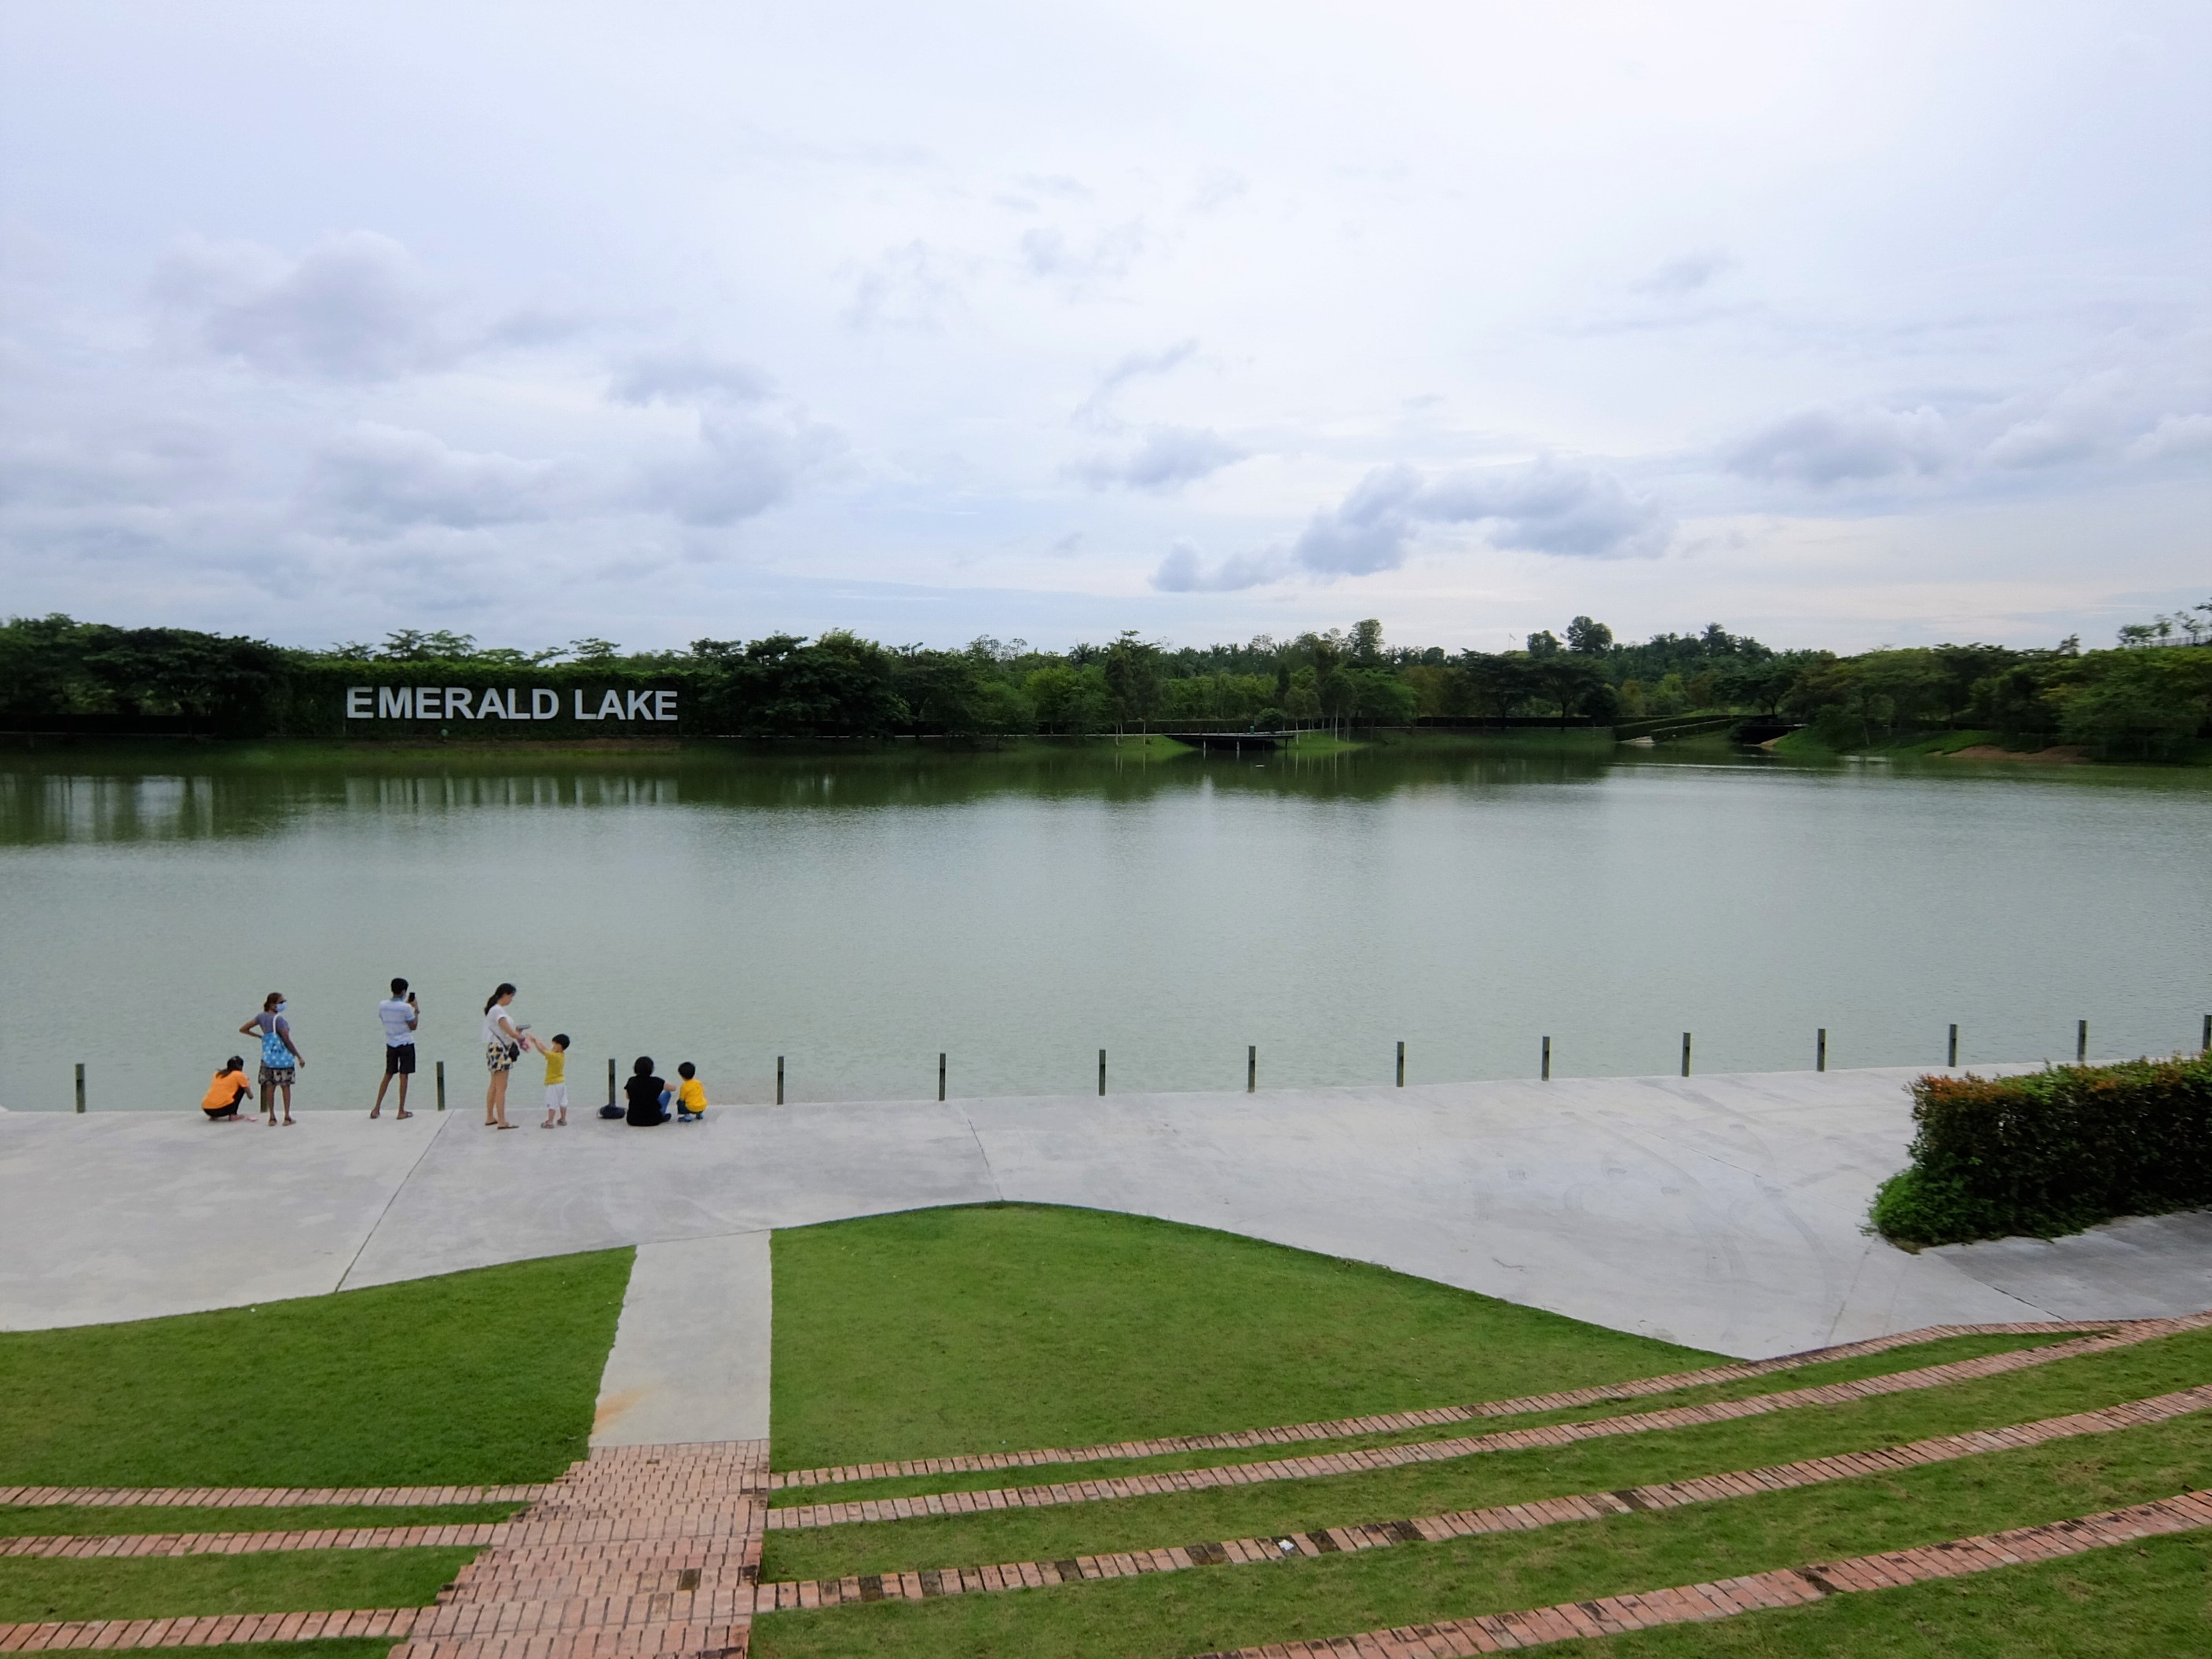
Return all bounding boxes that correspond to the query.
[3,1066,2207,1442]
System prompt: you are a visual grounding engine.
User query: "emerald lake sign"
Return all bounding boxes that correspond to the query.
[344,686,679,721]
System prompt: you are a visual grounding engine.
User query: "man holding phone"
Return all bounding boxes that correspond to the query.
[372,976,420,1119]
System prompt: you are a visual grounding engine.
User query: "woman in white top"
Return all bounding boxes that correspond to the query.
[482,983,532,1130]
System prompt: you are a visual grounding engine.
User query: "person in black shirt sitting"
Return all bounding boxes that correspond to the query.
[623,1056,669,1126]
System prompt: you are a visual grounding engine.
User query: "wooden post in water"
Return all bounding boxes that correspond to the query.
[2203,1013,2210,1053]
[606,1058,615,1111]
[938,1053,946,1102]
[1948,1024,1959,1068]
[1098,1049,1107,1097]
[1247,1045,1256,1093]
[1396,1041,1405,1087]
[436,1060,447,1111]
[776,1057,785,1106]
[1816,1028,1827,1072]
[1541,1035,1551,1080]
[2076,1020,2088,1064]
[1680,1032,1692,1077]
[74,1063,85,1113]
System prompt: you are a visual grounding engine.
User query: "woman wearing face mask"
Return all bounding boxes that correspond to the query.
[239,991,304,1126]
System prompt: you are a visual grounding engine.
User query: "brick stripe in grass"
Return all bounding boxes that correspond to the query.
[760,1324,2212,1584]
[1181,1492,2212,1659]
[0,1645,392,1659]
[744,1419,2212,1659]
[0,1547,478,1625]
[0,1525,507,1562]
[0,1508,519,1542]
[0,1608,420,1651]
[765,1314,2207,1535]
[767,1328,2095,1508]
[770,1320,2111,1492]
[758,1385,2211,1609]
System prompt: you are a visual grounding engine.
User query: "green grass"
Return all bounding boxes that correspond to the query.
[747,1417,2212,1658]
[0,1547,478,1622]
[760,1327,2212,1582]
[0,1503,520,1539]
[1539,1529,2212,1657]
[767,1330,2084,1508]
[0,1251,632,1488]
[770,1206,1709,1470]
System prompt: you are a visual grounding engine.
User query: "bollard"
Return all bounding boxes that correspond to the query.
[2076,1019,2087,1064]
[606,1058,615,1111]
[1396,1040,1404,1087]
[2203,1013,2210,1054]
[75,1062,85,1114]
[1816,1028,1826,1072]
[1947,1024,1959,1068]
[1541,1035,1551,1081]
[1680,1031,1692,1077]
[1098,1049,1107,1097]
[938,1052,946,1102]
[437,1060,448,1111]
[776,1056,785,1106]
[1247,1045,1256,1093]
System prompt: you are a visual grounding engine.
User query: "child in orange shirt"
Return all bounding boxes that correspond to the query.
[201,1057,254,1122]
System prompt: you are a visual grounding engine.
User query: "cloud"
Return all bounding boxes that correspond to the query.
[306,423,556,536]
[1632,250,1734,295]
[1150,541,1287,591]
[1020,221,1145,291]
[155,231,446,381]
[1072,426,1244,493]
[2130,412,2212,462]
[845,241,965,330]
[633,408,837,527]
[1292,457,1674,575]
[606,350,771,406]
[1725,405,1954,486]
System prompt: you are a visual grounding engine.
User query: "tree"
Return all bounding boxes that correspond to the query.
[1349,618,1386,663]
[1526,629,1562,658]
[1566,616,1613,655]
[1101,630,1162,732]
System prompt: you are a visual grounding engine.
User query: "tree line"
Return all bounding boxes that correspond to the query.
[3,603,2207,757]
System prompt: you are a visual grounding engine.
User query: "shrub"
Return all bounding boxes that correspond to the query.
[1871,1054,2212,1247]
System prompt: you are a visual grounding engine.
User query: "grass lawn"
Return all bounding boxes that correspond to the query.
[770,1206,1710,1470]
[0,1503,519,1540]
[767,1329,2086,1508]
[0,1547,478,1622]
[1539,1531,2212,1657]
[762,1328,2212,1583]
[748,1417,2212,1659]
[0,1251,631,1489]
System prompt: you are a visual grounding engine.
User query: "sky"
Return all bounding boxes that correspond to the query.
[1,1,2207,657]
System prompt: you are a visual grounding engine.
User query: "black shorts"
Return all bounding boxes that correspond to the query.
[384,1045,417,1075]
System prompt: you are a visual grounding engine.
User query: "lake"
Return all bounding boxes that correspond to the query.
[2,738,2207,1112]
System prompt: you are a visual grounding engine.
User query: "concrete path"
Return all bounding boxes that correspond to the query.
[589,1231,772,1447]
[2,1068,2206,1361]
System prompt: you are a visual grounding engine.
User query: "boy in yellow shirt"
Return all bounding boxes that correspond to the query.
[539,1033,571,1127]
[674,1060,706,1122]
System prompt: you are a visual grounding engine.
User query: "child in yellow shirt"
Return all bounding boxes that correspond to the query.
[540,1033,571,1127]
[674,1060,706,1122]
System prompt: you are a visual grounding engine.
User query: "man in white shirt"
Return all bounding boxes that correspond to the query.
[372,976,420,1119]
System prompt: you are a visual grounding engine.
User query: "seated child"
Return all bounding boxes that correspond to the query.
[201,1057,253,1121]
[540,1033,571,1128]
[674,1060,706,1121]
[623,1056,668,1126]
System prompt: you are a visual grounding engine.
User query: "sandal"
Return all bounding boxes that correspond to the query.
[395,1110,412,1119]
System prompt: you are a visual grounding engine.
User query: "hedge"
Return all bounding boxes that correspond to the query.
[1870,1054,2212,1247]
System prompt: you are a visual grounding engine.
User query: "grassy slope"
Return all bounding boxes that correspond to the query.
[768,1331,2085,1508]
[0,1547,478,1622]
[0,1503,518,1540]
[0,1251,631,1488]
[762,1327,2212,1581]
[769,1206,1709,1470]
[1537,1531,2212,1657]
[749,1417,2212,1659]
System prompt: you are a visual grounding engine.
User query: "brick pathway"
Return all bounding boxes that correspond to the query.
[755,1383,2212,1609]
[0,1486,544,1511]
[1180,1489,2212,1657]
[0,1525,506,1561]
[389,1440,768,1659]
[768,1317,2128,1491]
[767,1312,2212,1529]
[0,1606,422,1651]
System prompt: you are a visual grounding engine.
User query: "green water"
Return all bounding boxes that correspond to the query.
[2,738,2207,1111]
